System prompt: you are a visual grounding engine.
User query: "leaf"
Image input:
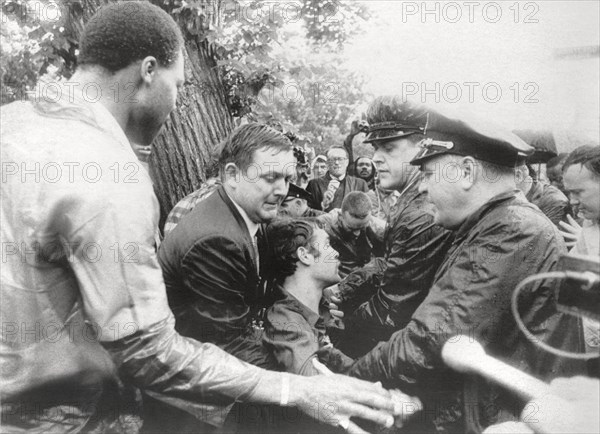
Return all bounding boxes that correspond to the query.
[242,30,253,44]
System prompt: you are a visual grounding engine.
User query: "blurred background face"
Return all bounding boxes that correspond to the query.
[515,164,534,194]
[313,160,328,178]
[279,198,306,218]
[327,148,349,178]
[563,164,600,222]
[356,157,374,179]
[296,163,309,180]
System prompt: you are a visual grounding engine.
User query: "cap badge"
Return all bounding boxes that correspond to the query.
[420,138,455,149]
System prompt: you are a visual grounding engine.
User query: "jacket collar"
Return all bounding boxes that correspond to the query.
[276,285,325,328]
[217,186,261,268]
[525,180,544,203]
[454,189,521,242]
[31,80,131,153]
[225,188,260,239]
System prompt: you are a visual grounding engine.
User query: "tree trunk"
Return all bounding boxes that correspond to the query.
[150,38,234,231]
[67,0,234,230]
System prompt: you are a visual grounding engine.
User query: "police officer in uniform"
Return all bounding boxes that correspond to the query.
[346,106,587,433]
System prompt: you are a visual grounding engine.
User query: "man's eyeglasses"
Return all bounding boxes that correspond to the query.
[329,157,348,163]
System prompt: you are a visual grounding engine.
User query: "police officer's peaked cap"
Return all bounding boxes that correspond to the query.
[363,97,429,143]
[285,183,313,202]
[410,109,534,167]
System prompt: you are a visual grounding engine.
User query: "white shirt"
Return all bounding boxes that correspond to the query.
[226,190,261,269]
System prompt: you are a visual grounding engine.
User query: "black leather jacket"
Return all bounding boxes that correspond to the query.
[338,174,453,352]
[349,191,586,433]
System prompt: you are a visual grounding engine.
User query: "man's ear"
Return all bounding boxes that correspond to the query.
[460,156,476,190]
[139,56,158,85]
[297,246,313,266]
[224,162,240,186]
[515,164,529,185]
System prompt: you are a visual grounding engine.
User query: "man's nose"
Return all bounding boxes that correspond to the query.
[273,178,289,196]
[418,179,428,195]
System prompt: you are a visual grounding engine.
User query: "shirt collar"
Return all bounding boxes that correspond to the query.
[277,286,322,327]
[226,191,260,238]
[88,98,131,151]
[328,172,346,182]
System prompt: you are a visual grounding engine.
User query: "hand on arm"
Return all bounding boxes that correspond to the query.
[324,284,344,326]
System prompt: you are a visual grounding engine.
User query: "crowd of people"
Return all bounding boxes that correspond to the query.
[1,3,599,434]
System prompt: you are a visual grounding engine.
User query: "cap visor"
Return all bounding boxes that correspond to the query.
[364,131,421,144]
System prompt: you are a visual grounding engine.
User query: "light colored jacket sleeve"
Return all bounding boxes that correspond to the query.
[63,159,272,425]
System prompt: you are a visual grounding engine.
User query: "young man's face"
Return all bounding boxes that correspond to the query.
[340,211,370,238]
[356,158,374,179]
[563,164,600,222]
[372,138,419,190]
[234,147,296,223]
[307,228,341,286]
[327,149,349,178]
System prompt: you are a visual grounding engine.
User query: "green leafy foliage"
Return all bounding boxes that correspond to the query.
[1,0,371,149]
[1,0,78,103]
[301,0,371,48]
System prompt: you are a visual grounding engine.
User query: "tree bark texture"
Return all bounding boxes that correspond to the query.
[150,38,234,231]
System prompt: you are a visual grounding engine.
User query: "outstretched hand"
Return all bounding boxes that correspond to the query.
[558,215,582,249]
[294,359,421,433]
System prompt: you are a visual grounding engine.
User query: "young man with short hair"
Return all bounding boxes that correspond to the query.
[317,191,385,277]
[263,219,352,376]
[331,96,454,357]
